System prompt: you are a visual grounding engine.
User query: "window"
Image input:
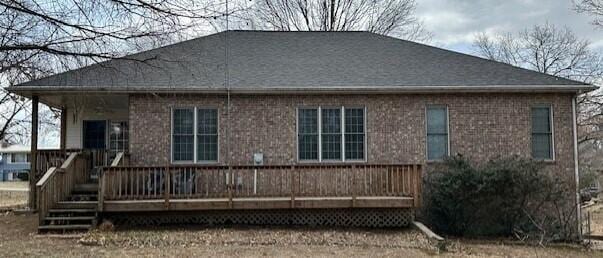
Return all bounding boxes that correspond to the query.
[532,105,553,160]
[297,107,365,162]
[197,109,218,162]
[298,109,319,160]
[345,108,365,160]
[172,108,195,162]
[426,105,449,161]
[10,153,28,163]
[321,108,341,160]
[109,121,129,153]
[171,108,218,163]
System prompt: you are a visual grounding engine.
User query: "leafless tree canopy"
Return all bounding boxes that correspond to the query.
[0,0,234,83]
[249,0,430,41]
[575,0,603,28]
[474,23,602,84]
[473,23,603,146]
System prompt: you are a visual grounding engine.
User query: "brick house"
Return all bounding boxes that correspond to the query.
[9,31,595,232]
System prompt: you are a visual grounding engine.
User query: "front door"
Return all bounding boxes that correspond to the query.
[83,120,107,179]
[83,120,107,149]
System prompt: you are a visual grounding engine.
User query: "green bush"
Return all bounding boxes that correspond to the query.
[423,155,576,242]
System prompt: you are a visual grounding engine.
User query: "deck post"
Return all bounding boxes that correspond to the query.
[59,108,67,150]
[98,169,105,211]
[290,165,295,208]
[412,164,421,207]
[28,95,39,210]
[228,166,233,209]
[352,165,356,207]
[164,167,170,210]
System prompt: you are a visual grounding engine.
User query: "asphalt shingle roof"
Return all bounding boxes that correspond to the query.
[15,30,588,90]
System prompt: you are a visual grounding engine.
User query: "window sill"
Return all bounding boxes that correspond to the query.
[535,159,556,164]
[426,159,445,164]
[296,160,367,165]
[171,161,220,166]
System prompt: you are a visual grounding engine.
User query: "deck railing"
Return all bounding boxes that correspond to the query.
[35,149,78,178]
[99,164,422,208]
[36,149,116,178]
[36,152,89,224]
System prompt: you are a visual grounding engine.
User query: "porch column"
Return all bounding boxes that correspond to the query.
[60,108,67,150]
[28,95,38,210]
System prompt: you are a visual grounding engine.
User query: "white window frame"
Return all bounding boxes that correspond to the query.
[170,107,219,164]
[296,106,367,163]
[425,105,450,162]
[108,120,129,153]
[10,153,29,164]
[531,104,555,161]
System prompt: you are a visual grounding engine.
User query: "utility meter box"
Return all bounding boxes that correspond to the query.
[253,153,264,165]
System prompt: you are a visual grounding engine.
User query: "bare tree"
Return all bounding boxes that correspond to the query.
[0,89,27,143]
[474,23,602,84]
[247,0,430,41]
[0,0,236,80]
[575,0,603,28]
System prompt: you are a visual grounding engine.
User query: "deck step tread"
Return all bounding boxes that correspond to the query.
[57,201,97,204]
[44,216,96,221]
[48,209,96,213]
[38,224,92,230]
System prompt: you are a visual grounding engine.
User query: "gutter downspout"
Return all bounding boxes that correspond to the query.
[572,95,581,239]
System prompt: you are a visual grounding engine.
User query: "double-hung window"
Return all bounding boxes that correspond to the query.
[109,121,129,153]
[298,107,365,162]
[172,108,218,163]
[531,105,553,160]
[426,105,449,161]
[298,109,319,160]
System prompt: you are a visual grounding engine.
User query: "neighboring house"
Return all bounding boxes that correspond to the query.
[8,31,596,232]
[0,143,31,182]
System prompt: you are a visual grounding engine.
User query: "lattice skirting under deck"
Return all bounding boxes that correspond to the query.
[103,208,414,228]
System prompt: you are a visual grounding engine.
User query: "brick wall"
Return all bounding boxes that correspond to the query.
[128,93,576,182]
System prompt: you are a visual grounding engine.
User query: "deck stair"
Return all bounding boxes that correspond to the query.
[38,183,98,233]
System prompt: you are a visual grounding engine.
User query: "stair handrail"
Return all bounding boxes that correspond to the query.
[110,152,125,167]
[36,152,88,226]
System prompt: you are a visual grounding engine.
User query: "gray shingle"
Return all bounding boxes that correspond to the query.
[15,30,587,89]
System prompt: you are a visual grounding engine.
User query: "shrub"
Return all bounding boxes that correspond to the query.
[16,171,28,181]
[423,155,577,242]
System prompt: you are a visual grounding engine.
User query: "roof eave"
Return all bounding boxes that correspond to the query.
[8,85,598,96]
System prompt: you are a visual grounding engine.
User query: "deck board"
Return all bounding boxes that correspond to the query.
[102,196,414,212]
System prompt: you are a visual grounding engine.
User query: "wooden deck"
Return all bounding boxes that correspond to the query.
[98,164,423,212]
[103,196,415,211]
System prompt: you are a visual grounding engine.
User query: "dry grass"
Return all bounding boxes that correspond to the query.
[0,212,601,257]
[0,181,28,208]
[0,181,28,190]
[0,191,27,208]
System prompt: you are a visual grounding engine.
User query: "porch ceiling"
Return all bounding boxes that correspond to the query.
[37,94,128,111]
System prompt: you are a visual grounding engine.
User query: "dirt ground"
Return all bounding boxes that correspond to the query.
[0,181,28,208]
[0,212,602,258]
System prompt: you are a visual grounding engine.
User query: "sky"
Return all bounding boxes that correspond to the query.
[416,0,603,54]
